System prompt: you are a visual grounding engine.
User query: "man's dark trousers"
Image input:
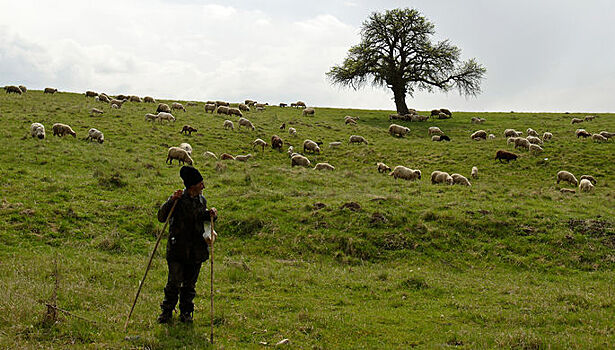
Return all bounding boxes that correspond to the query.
[161,261,202,314]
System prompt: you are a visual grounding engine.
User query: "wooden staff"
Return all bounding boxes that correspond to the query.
[210,214,215,344]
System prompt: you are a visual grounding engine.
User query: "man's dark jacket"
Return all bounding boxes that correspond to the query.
[158,192,213,263]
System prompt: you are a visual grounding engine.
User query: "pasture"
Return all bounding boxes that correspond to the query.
[0,90,614,348]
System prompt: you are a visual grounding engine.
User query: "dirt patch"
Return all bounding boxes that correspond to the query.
[340,202,361,211]
[312,202,326,210]
[370,212,387,224]
[568,219,614,237]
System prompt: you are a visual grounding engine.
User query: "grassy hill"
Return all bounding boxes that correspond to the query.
[0,90,613,348]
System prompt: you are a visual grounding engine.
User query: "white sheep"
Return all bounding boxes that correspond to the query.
[90,108,103,116]
[557,171,578,186]
[288,127,297,136]
[302,107,315,116]
[179,142,192,156]
[377,162,391,173]
[30,123,45,139]
[389,166,421,180]
[228,107,243,118]
[287,146,294,158]
[252,138,267,151]
[599,131,614,139]
[203,151,218,160]
[216,106,230,115]
[389,124,410,137]
[238,103,250,112]
[291,154,311,167]
[504,129,522,138]
[431,135,441,141]
[238,117,255,131]
[314,163,335,171]
[144,96,156,103]
[428,126,444,136]
[571,118,584,125]
[157,112,176,123]
[171,102,186,112]
[542,132,553,141]
[86,128,104,143]
[507,137,519,146]
[349,135,368,144]
[223,120,234,130]
[431,171,453,185]
[579,179,594,192]
[580,175,597,185]
[144,113,159,122]
[451,173,471,186]
[166,147,193,165]
[487,134,495,139]
[529,144,543,154]
[514,138,530,150]
[303,139,321,154]
[526,128,539,137]
[329,142,341,148]
[52,123,76,137]
[526,136,543,145]
[235,154,252,162]
[592,134,607,143]
[204,103,216,113]
[470,130,487,140]
[471,166,478,179]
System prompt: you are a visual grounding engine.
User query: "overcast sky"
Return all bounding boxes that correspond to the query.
[1,0,614,112]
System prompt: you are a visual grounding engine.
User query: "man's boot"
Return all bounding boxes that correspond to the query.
[157,309,173,324]
[179,311,193,323]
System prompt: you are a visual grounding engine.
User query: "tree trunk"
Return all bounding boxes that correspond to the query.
[391,85,409,115]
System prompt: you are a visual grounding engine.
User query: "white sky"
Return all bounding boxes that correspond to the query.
[1,0,614,112]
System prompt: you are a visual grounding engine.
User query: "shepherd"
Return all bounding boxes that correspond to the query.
[157,166,218,324]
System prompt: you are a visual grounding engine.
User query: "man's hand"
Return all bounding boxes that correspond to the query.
[171,189,183,201]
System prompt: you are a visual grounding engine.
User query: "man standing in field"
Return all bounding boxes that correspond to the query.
[157,166,217,323]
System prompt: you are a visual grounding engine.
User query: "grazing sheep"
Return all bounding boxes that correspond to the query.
[440,108,452,117]
[228,107,243,118]
[431,135,441,141]
[295,101,306,108]
[130,96,142,102]
[495,149,519,162]
[144,96,156,103]
[98,94,111,103]
[576,129,591,138]
[216,106,230,115]
[437,135,451,142]
[470,130,487,140]
[377,162,391,173]
[389,124,410,137]
[280,123,286,130]
[203,151,218,160]
[428,127,444,136]
[529,144,543,154]
[110,99,126,108]
[584,115,596,122]
[580,175,597,185]
[204,103,216,113]
[592,134,607,143]
[279,103,287,107]
[451,173,471,186]
[560,188,576,194]
[255,103,267,109]
[253,138,267,152]
[486,134,495,140]
[291,154,311,167]
[245,100,256,106]
[471,166,478,179]
[85,90,98,97]
[507,137,519,146]
[329,142,342,148]
[302,107,315,116]
[157,103,171,113]
[431,171,453,185]
[437,112,451,119]
[557,171,578,186]
[271,135,283,151]
[44,88,57,94]
[52,123,76,137]
[571,118,583,125]
[526,128,539,137]
[5,85,22,94]
[349,135,368,145]
[220,153,235,160]
[345,118,357,125]
[471,117,485,124]
[389,166,421,180]
[157,112,176,123]
[235,154,252,162]
[215,101,230,108]
[288,127,297,136]
[91,108,104,116]
[223,120,234,130]
[504,129,523,138]
[303,139,321,154]
[238,103,250,112]
[18,85,27,93]
[30,123,45,139]
[111,103,120,109]
[238,117,255,131]
[287,146,294,157]
[171,102,186,112]
[144,113,159,122]
[514,138,530,150]
[430,109,441,117]
[542,132,553,141]
[256,106,265,112]
[116,95,129,100]
[526,136,543,145]
[180,125,197,135]
[179,142,193,156]
[599,131,615,140]
[86,128,104,143]
[314,163,335,171]
[579,179,594,192]
[166,147,193,165]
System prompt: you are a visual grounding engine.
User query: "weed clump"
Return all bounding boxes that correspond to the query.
[97,172,127,189]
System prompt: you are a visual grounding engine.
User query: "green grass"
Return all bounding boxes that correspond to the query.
[0,90,614,348]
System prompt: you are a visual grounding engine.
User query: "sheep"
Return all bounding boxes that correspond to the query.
[592,134,607,143]
[288,127,297,136]
[428,126,444,136]
[215,101,230,107]
[216,106,230,115]
[303,139,321,154]
[166,147,193,165]
[514,138,530,150]
[85,90,98,97]
[144,113,159,122]
[271,135,283,151]
[223,120,234,130]
[235,154,252,162]
[560,188,576,194]
[377,162,391,173]
[18,85,27,93]
[542,132,553,141]
[430,109,441,117]
[526,128,539,137]
[579,179,594,192]
[557,171,578,186]
[171,102,186,112]
[495,149,519,162]
[5,85,22,94]
[228,108,243,118]
[529,144,543,154]
[116,95,129,100]
[238,117,255,131]
[204,103,216,113]
[431,171,453,185]
[238,103,250,112]
[110,99,125,108]
[290,103,297,108]
[130,95,142,102]
[291,154,311,167]
[98,94,111,103]
[180,125,197,135]
[471,166,478,179]
[431,135,441,141]
[471,117,485,124]
[388,124,410,137]
[345,118,357,125]
[279,103,287,107]
[451,173,471,186]
[599,131,615,139]
[30,123,45,139]
[91,108,104,116]
[295,101,306,108]
[349,135,368,145]
[576,129,591,138]
[507,137,518,146]
[157,103,171,113]
[580,175,597,185]
[287,146,294,157]
[329,142,342,148]
[256,106,265,112]
[389,166,421,180]
[584,115,596,122]
[203,151,218,160]
[571,118,584,125]
[111,103,120,109]
[244,99,256,106]
[255,103,267,109]
[144,96,156,103]
[504,129,522,138]
[314,163,335,171]
[157,112,176,123]
[253,138,267,152]
[471,130,487,140]
[526,136,543,145]
[488,134,496,139]
[179,142,193,156]
[437,135,451,142]
[86,128,104,143]
[44,88,57,94]
[52,123,76,137]
[220,153,235,160]
[437,112,451,119]
[302,107,315,116]
[440,108,452,117]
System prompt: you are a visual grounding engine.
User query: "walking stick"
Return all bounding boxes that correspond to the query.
[210,214,215,344]
[124,199,178,331]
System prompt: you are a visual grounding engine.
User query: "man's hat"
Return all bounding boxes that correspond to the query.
[180,166,203,188]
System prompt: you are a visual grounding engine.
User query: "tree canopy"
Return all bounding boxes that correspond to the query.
[326,8,486,115]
